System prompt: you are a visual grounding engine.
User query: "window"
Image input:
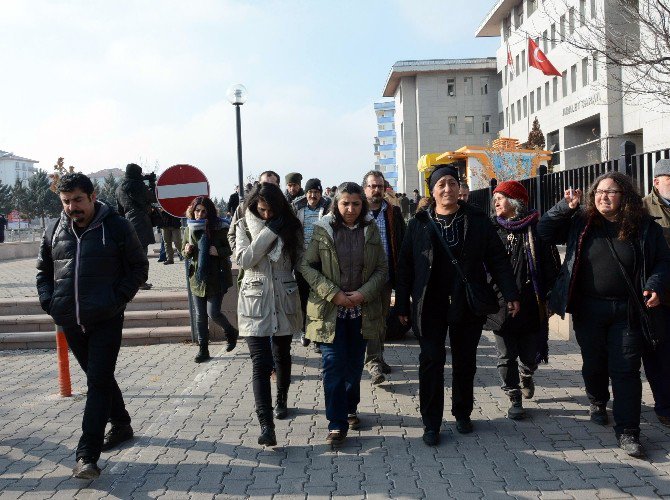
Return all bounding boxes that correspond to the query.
[504,68,508,86]
[506,107,510,127]
[560,15,566,41]
[522,50,526,71]
[553,77,559,101]
[510,66,514,81]
[15,161,19,169]
[448,116,457,134]
[499,112,504,128]
[483,115,491,133]
[569,8,575,34]
[399,85,403,104]
[547,130,560,165]
[503,16,511,40]
[591,0,596,18]
[516,55,520,76]
[465,116,474,134]
[579,0,586,25]
[530,91,535,113]
[517,99,522,120]
[592,53,598,80]
[545,82,550,106]
[514,3,523,27]
[571,64,577,92]
[464,77,473,96]
[527,0,537,16]
[480,76,489,95]
[447,78,456,96]
[550,24,557,49]
[511,103,516,124]
[537,87,542,110]
[582,57,589,86]
[523,96,528,118]
[562,71,568,96]
[542,30,548,53]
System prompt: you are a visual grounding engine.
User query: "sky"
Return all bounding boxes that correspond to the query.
[0,0,499,199]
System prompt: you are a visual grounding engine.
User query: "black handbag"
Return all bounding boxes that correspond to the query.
[428,217,499,317]
[603,234,666,350]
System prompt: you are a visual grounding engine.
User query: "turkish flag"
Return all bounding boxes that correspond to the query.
[528,38,561,76]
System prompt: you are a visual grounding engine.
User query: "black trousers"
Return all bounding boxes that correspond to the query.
[296,271,310,332]
[245,335,292,427]
[572,296,643,436]
[493,330,538,397]
[419,318,483,431]
[63,313,131,461]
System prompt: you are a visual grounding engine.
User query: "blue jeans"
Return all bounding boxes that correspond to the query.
[193,293,234,345]
[320,316,367,432]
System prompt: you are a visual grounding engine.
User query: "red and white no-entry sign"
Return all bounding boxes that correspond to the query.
[156,164,210,218]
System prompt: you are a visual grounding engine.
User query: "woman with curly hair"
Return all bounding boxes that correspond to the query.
[235,182,304,447]
[183,196,238,363]
[538,171,670,458]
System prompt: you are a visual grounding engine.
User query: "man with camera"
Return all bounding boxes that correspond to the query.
[116,163,157,290]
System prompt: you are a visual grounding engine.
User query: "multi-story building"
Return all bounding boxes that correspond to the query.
[476,0,670,170]
[383,59,502,195]
[373,101,398,191]
[0,150,39,186]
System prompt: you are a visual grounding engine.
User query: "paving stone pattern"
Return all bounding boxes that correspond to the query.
[1,331,670,499]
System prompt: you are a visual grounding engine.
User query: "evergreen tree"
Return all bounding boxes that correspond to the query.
[25,170,62,227]
[526,117,546,150]
[11,179,29,224]
[0,180,12,215]
[99,173,119,207]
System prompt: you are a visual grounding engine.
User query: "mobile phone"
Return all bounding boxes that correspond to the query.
[568,186,574,198]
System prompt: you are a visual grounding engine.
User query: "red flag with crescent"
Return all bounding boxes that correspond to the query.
[507,43,513,67]
[528,38,561,76]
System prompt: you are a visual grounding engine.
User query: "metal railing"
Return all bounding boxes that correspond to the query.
[468,143,670,215]
[4,228,43,243]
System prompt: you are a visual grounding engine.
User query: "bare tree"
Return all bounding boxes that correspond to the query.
[538,0,670,106]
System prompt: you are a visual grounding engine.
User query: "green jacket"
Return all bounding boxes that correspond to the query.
[299,213,388,344]
[183,225,233,298]
[643,187,670,247]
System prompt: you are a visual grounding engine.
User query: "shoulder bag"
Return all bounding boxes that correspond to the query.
[428,217,499,317]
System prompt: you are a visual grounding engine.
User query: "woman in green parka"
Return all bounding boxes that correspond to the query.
[299,182,388,446]
[183,196,238,363]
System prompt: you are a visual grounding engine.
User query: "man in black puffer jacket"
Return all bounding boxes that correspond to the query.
[36,173,148,479]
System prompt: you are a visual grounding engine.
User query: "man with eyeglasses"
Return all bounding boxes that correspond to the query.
[642,158,670,427]
[362,170,406,384]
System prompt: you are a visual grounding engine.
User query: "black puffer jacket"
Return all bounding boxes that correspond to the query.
[116,164,156,247]
[537,198,670,318]
[395,202,519,336]
[36,202,149,328]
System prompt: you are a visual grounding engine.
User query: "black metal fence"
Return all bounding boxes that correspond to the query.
[468,143,670,215]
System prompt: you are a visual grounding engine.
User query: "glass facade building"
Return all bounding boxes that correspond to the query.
[373,101,398,191]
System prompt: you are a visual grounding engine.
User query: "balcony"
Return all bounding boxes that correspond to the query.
[379,144,396,152]
[379,157,396,165]
[377,116,394,124]
[378,130,396,138]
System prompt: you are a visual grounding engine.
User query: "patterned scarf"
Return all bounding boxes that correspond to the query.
[495,210,550,364]
[187,219,211,284]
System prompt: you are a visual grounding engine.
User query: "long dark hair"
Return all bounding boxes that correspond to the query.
[585,171,643,241]
[186,196,219,236]
[243,182,303,266]
[331,182,370,228]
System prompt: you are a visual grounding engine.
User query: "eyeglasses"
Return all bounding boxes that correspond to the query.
[594,189,623,196]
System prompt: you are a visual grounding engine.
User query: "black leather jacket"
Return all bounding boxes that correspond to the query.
[36,202,149,328]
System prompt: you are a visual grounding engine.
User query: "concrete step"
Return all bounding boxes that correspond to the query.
[0,325,196,350]
[0,291,189,316]
[0,309,192,333]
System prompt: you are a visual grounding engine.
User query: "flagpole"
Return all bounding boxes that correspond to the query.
[526,38,530,137]
[507,68,511,138]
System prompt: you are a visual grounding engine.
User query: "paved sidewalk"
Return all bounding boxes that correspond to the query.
[0,244,185,299]
[1,332,669,499]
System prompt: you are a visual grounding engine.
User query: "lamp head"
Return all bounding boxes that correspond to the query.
[227,84,248,105]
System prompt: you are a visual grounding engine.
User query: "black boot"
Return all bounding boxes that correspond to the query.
[194,343,211,363]
[258,426,277,446]
[225,326,239,352]
[274,389,288,419]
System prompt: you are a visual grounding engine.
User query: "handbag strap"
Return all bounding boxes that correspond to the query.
[428,215,468,284]
[602,232,646,314]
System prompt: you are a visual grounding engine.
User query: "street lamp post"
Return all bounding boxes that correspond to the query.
[227,84,248,201]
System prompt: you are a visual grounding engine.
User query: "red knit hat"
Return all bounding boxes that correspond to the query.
[493,180,529,206]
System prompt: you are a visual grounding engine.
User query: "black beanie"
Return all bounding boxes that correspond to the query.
[305,178,322,192]
[428,164,460,192]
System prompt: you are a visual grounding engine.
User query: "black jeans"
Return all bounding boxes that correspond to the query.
[643,339,670,418]
[494,330,538,397]
[193,293,234,345]
[572,296,643,436]
[296,271,310,332]
[63,313,131,461]
[419,317,483,431]
[245,335,292,427]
